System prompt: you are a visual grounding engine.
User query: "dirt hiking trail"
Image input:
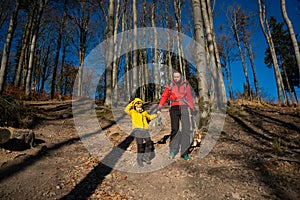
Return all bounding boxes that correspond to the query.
[0,100,299,200]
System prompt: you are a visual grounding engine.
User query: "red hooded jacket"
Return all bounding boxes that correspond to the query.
[158,80,194,110]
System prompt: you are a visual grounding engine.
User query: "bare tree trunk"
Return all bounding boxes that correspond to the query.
[120,9,130,102]
[280,0,300,75]
[0,2,10,30]
[174,0,185,77]
[220,47,232,100]
[21,47,29,89]
[40,40,51,92]
[140,3,147,101]
[206,0,226,106]
[61,43,67,95]
[151,1,160,100]
[21,10,35,95]
[258,0,287,105]
[229,66,234,99]
[292,89,298,105]
[245,40,261,99]
[77,1,91,97]
[192,0,210,128]
[51,0,67,99]
[217,33,236,100]
[115,1,127,102]
[231,7,251,99]
[139,50,144,100]
[162,0,173,82]
[32,52,40,93]
[25,0,46,98]
[132,0,138,98]
[145,50,150,101]
[282,65,295,105]
[112,0,120,103]
[14,13,34,88]
[0,0,20,93]
[126,52,130,101]
[200,0,223,107]
[206,0,221,74]
[104,0,114,105]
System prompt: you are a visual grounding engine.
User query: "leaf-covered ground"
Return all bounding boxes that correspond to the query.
[0,100,299,200]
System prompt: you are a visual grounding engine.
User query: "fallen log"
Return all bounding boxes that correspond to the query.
[0,127,35,148]
[0,127,11,144]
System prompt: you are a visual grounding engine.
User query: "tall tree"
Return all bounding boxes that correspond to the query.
[24,0,48,98]
[151,0,160,100]
[217,30,237,100]
[122,5,131,102]
[0,0,20,93]
[73,1,92,97]
[201,0,226,108]
[191,0,210,127]
[226,5,251,99]
[132,0,138,98]
[280,0,300,75]
[258,0,287,105]
[51,0,68,99]
[112,0,121,103]
[104,0,114,106]
[14,9,34,88]
[39,33,52,92]
[245,40,261,99]
[206,0,222,77]
[0,1,11,30]
[264,17,299,105]
[174,0,187,78]
[205,0,226,106]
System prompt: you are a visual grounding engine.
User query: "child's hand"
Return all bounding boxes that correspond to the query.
[157,107,161,115]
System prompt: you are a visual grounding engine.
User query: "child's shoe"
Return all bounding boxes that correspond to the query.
[169,152,175,159]
[143,158,151,165]
[137,159,144,167]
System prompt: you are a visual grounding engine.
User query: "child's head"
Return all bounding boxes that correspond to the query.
[133,98,144,112]
[135,104,143,112]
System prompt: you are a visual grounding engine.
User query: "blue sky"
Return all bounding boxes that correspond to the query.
[214,0,300,101]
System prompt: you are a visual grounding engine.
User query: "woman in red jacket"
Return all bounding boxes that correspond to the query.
[157,71,196,161]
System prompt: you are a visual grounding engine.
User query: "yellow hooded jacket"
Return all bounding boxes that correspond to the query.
[124,98,157,130]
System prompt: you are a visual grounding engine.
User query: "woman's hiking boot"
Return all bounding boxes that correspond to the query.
[183,154,190,161]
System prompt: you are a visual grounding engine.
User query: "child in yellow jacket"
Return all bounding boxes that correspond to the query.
[125,98,157,167]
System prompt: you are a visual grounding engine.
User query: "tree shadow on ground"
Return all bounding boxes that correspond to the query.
[0,138,45,151]
[224,111,300,200]
[59,102,158,199]
[228,109,299,153]
[60,135,134,199]
[243,105,300,133]
[0,98,137,199]
[210,150,298,199]
[0,136,81,182]
[0,100,124,183]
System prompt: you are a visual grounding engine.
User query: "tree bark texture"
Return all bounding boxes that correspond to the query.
[258,0,287,105]
[280,0,300,75]
[0,0,20,93]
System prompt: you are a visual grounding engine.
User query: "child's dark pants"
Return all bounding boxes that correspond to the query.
[133,128,152,163]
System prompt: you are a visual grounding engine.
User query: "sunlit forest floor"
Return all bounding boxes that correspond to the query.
[0,98,299,200]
